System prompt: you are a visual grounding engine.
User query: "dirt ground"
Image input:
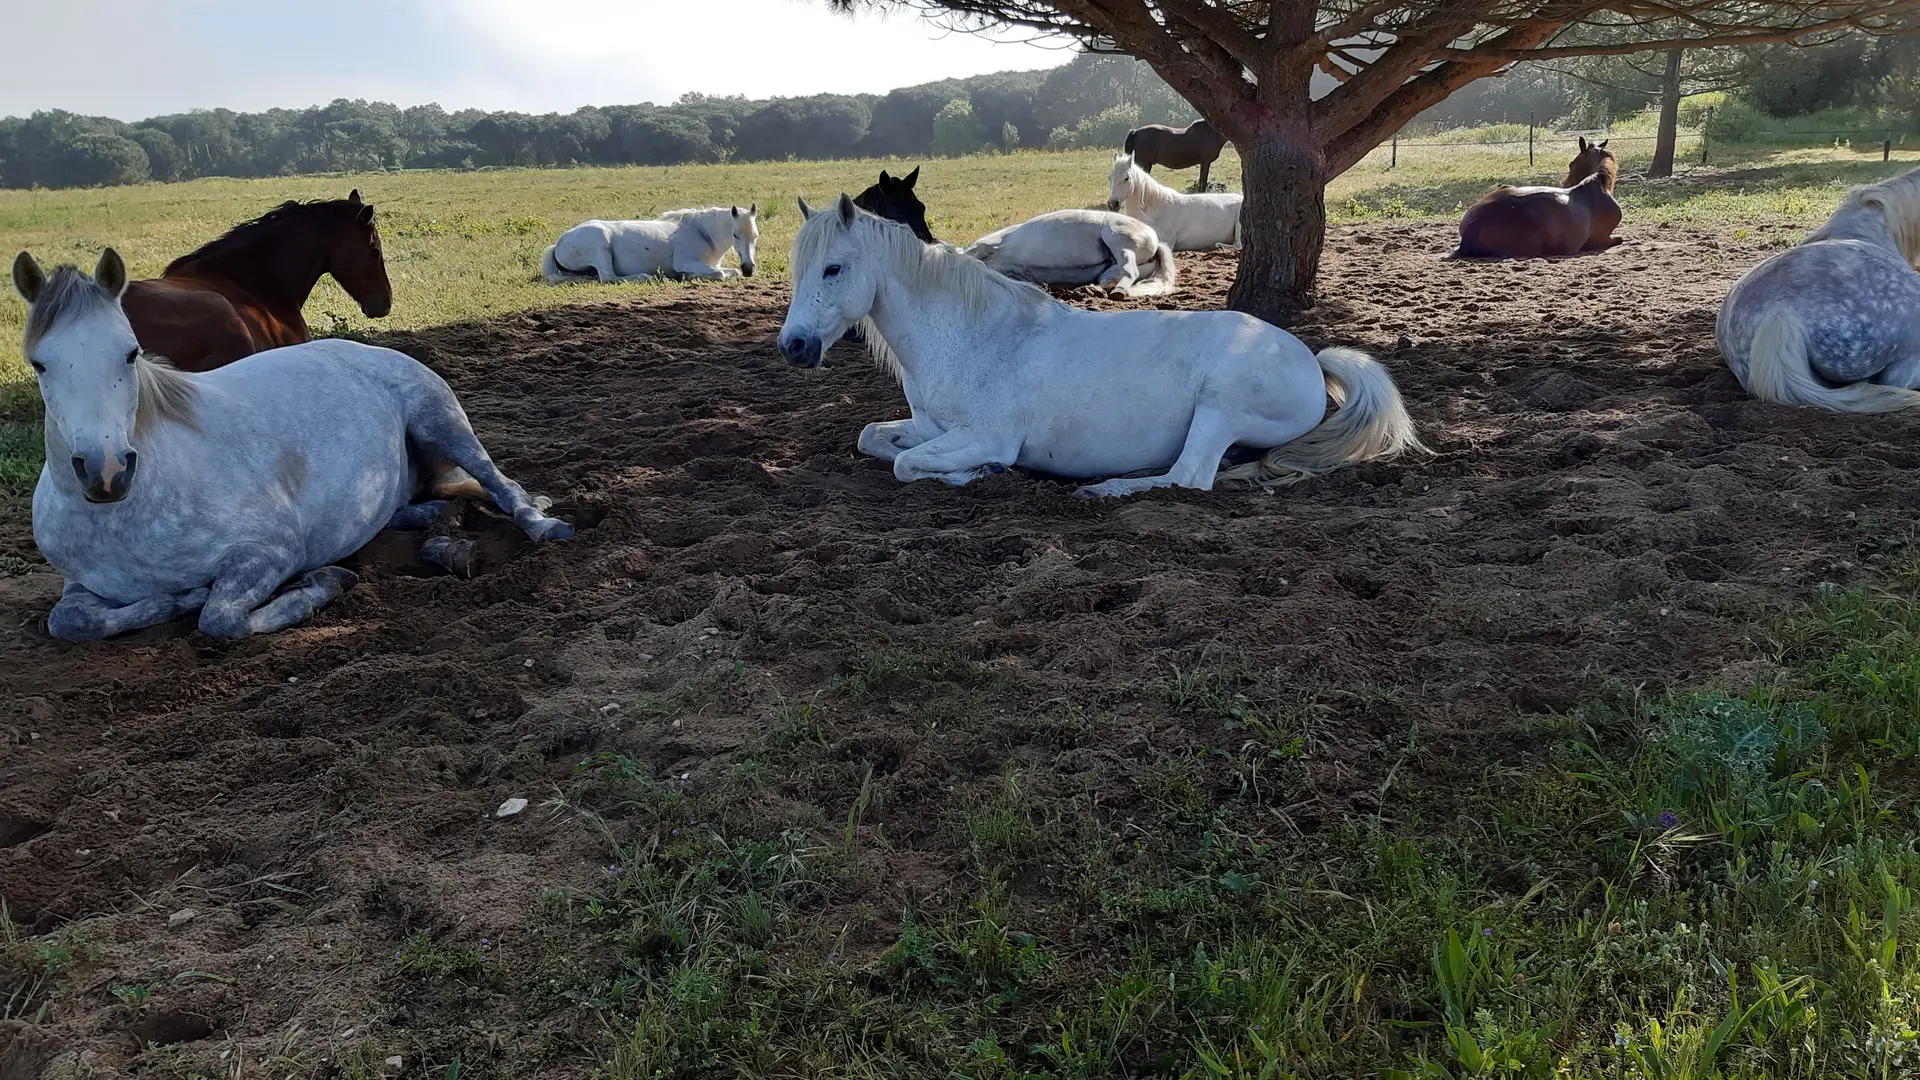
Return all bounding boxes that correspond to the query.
[4,220,1916,1078]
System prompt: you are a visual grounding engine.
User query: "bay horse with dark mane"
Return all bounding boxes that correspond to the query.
[1123,119,1228,192]
[1452,138,1622,259]
[122,190,392,372]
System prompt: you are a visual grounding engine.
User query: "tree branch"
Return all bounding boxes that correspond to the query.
[1455,5,1920,59]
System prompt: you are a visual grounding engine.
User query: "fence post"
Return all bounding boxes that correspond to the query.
[1886,134,1894,162]
[1701,108,1711,165]
[1528,112,1535,167]
[1390,133,1397,169]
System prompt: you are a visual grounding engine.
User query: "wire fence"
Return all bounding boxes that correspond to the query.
[1360,112,1914,174]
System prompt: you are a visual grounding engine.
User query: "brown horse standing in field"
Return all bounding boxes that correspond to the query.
[1123,119,1228,192]
[1452,138,1623,259]
[121,190,392,372]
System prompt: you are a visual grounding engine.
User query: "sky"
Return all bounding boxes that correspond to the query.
[1,0,1076,121]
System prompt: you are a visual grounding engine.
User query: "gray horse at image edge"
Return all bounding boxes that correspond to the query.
[1718,165,1920,412]
[14,248,573,642]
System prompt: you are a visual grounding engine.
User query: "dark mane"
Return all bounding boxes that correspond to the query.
[164,198,361,275]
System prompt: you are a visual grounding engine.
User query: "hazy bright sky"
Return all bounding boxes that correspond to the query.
[2,0,1075,121]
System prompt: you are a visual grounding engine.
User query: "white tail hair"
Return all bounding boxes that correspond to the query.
[1123,241,1179,297]
[1744,307,1920,413]
[1219,347,1429,485]
[539,245,592,284]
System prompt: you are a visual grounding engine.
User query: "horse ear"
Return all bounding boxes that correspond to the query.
[749,202,756,216]
[93,248,128,300]
[1598,139,1609,149]
[1577,136,1589,152]
[903,166,919,188]
[879,170,892,184]
[348,189,363,205]
[357,203,375,224]
[11,252,45,304]
[798,197,815,220]
[836,193,856,227]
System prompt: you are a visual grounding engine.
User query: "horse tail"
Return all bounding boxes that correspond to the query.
[540,245,588,284]
[1224,347,1429,486]
[1129,241,1179,297]
[1745,307,1920,413]
[1124,129,1138,155]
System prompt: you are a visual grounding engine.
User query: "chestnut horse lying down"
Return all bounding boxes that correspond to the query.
[1453,138,1622,259]
[122,191,392,372]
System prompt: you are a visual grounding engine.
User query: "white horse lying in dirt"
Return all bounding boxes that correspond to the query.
[14,248,573,642]
[780,196,1423,497]
[541,205,758,283]
[1108,153,1241,250]
[962,209,1177,298]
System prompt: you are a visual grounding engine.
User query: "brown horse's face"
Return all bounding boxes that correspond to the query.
[330,190,393,318]
[1564,138,1615,187]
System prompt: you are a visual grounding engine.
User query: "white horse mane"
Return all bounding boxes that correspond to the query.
[1112,154,1175,215]
[661,206,749,223]
[791,204,1058,382]
[23,264,200,435]
[1827,166,1920,264]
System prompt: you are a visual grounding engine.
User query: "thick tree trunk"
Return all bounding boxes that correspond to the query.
[1225,120,1328,327]
[1648,49,1684,179]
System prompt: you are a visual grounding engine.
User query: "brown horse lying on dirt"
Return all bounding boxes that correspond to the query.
[121,190,392,372]
[1452,138,1622,259]
[1124,119,1228,192]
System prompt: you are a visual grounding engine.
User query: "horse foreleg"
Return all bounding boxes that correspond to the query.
[46,581,209,642]
[670,249,733,279]
[199,543,355,639]
[405,390,573,542]
[386,500,448,530]
[1073,405,1246,498]
[1098,247,1142,295]
[1198,160,1210,192]
[857,419,932,462]
[891,428,1019,486]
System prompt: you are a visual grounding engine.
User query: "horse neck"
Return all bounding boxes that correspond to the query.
[866,253,998,378]
[1810,203,1905,256]
[176,223,331,315]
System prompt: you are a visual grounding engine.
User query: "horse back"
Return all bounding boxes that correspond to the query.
[1457,187,1588,258]
[122,277,280,372]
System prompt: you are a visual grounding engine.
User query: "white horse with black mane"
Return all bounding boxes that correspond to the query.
[1718,166,1920,412]
[779,195,1423,496]
[1107,153,1241,250]
[541,204,759,283]
[14,248,573,642]
[962,209,1178,298]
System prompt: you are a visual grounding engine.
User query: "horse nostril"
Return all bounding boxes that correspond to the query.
[71,456,88,483]
[122,450,138,475]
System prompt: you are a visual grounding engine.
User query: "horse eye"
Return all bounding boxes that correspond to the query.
[29,360,45,375]
[823,264,842,278]
[125,347,139,365]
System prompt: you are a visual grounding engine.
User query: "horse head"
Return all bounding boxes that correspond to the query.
[1566,138,1617,191]
[14,249,152,502]
[1107,153,1139,212]
[783,195,888,368]
[328,190,394,318]
[728,204,760,277]
[855,167,935,244]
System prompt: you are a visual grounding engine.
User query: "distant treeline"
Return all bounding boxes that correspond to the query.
[0,54,1199,190]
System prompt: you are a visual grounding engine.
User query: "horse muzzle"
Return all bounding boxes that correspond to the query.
[361,295,393,318]
[1106,200,1121,212]
[73,450,137,504]
[740,262,756,278]
[780,333,823,368]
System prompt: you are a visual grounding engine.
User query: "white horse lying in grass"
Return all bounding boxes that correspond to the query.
[1108,153,1241,250]
[541,205,758,283]
[14,248,573,642]
[780,196,1423,496]
[963,209,1177,298]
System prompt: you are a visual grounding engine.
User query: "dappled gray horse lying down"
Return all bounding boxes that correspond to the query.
[13,248,573,642]
[1718,165,1920,412]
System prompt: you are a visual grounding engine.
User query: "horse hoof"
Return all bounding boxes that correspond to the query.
[985,463,1007,475]
[422,537,477,578]
[535,519,575,542]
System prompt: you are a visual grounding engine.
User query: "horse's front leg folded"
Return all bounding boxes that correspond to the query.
[1074,404,1243,499]
[671,253,732,280]
[198,542,356,639]
[857,419,931,462]
[890,428,1019,486]
[47,581,210,642]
